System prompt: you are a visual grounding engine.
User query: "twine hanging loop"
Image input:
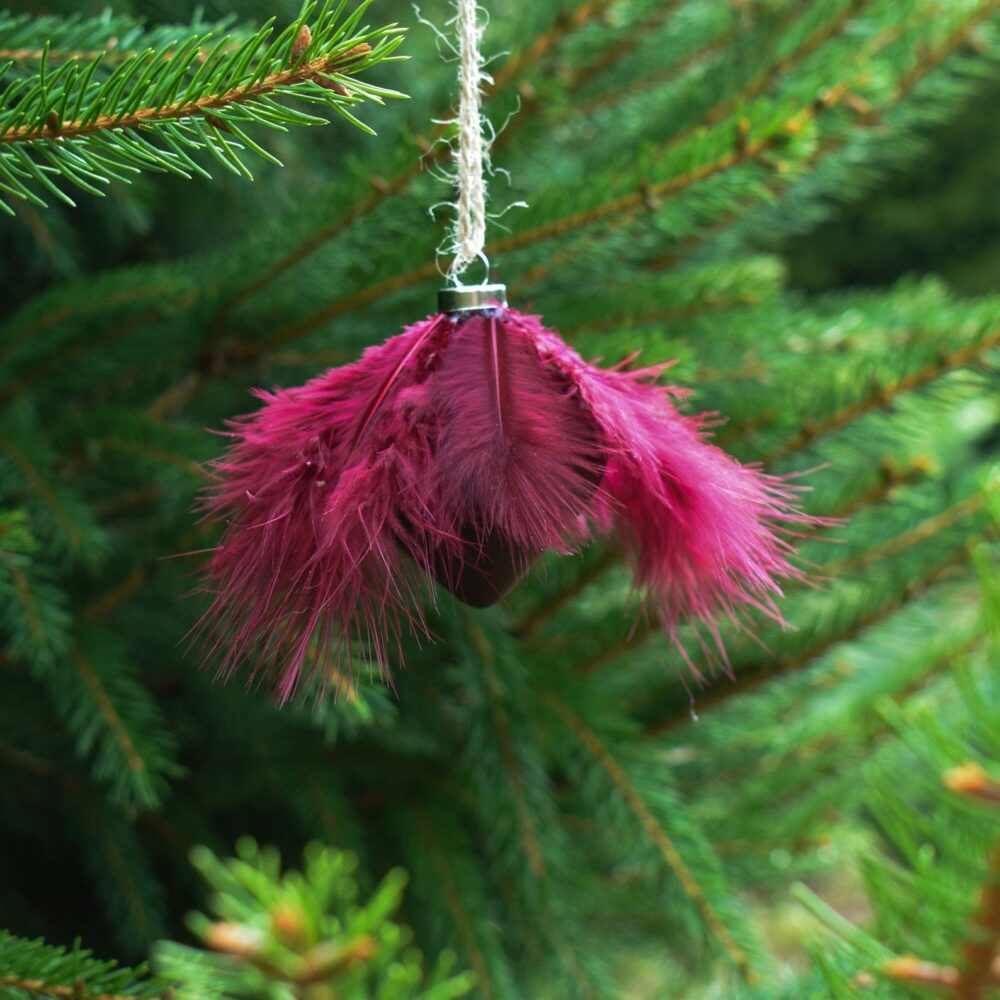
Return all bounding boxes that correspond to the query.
[450,0,488,283]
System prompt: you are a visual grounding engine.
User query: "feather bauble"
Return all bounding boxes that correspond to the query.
[200,306,809,700]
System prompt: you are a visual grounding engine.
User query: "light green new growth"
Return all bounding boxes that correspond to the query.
[156,840,474,1000]
[0,841,472,1000]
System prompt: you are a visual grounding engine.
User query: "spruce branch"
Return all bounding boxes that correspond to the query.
[0,974,147,1000]
[572,1,779,119]
[69,646,147,782]
[410,808,499,998]
[528,0,996,291]
[563,0,690,101]
[633,493,990,700]
[488,0,620,95]
[0,930,163,1000]
[0,3,406,212]
[762,323,1000,466]
[239,74,858,360]
[947,762,1000,809]
[0,9,246,70]
[669,0,1000,274]
[0,436,82,549]
[200,0,622,353]
[545,693,760,984]
[0,45,372,147]
[465,617,547,878]
[651,0,872,166]
[0,280,179,370]
[643,540,982,737]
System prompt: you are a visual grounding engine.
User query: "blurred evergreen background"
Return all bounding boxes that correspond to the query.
[2,1,1000,998]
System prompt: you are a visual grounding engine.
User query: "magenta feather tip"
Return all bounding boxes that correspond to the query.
[199,307,812,701]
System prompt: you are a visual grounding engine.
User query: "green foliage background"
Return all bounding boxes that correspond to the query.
[1,1,1000,998]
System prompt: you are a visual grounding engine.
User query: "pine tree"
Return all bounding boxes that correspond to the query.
[1,0,1000,998]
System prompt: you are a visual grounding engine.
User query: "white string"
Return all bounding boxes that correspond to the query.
[450,0,488,283]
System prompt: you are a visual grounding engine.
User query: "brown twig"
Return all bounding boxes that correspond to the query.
[955,840,1000,998]
[882,955,962,991]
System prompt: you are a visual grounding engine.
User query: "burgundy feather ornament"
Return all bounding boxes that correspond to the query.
[197,0,813,700]
[200,289,810,700]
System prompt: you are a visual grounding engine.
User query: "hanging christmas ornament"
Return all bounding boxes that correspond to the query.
[199,0,812,701]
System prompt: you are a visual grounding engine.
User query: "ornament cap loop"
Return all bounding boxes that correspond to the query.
[438,283,507,315]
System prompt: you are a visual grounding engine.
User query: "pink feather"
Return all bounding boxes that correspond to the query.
[199,306,813,698]
[426,312,602,553]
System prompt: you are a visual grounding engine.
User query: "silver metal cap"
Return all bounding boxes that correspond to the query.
[438,283,508,314]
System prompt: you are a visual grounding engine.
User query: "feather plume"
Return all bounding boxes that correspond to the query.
[200,306,815,697]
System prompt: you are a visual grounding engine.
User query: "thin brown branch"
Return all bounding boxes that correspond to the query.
[0,45,371,146]
[0,38,238,65]
[467,616,546,878]
[558,292,763,337]
[823,456,934,521]
[0,436,80,546]
[545,693,759,984]
[79,569,148,623]
[513,549,619,639]
[564,0,689,95]
[679,630,986,797]
[413,809,495,1000]
[0,46,128,63]
[516,455,932,641]
[488,0,688,159]
[497,100,841,256]
[0,554,45,644]
[86,803,154,941]
[0,295,197,406]
[93,437,206,478]
[819,494,983,581]
[573,2,735,116]
[495,0,621,94]
[0,739,58,779]
[0,282,180,368]
[580,492,980,680]
[71,646,146,777]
